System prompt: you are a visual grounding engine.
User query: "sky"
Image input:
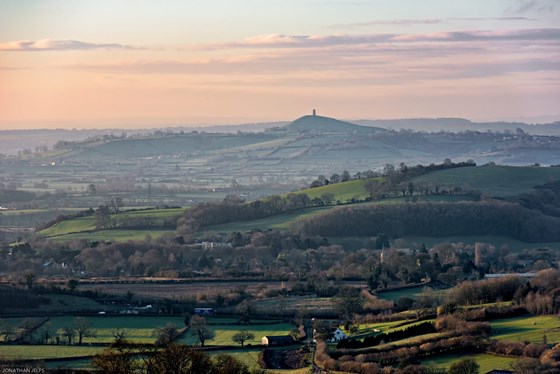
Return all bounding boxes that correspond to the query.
[0,0,559,129]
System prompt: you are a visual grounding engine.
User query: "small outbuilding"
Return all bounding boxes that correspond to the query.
[261,335,294,347]
[193,308,214,316]
[329,328,347,342]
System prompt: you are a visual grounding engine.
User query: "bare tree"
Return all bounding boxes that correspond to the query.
[189,316,215,347]
[95,205,112,229]
[109,197,124,214]
[236,300,254,323]
[74,317,96,345]
[231,330,255,347]
[58,326,76,345]
[153,323,180,346]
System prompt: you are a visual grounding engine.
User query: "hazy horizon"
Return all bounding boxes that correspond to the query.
[2,112,560,132]
[1,0,559,129]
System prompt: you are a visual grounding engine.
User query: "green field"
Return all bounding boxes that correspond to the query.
[210,349,262,371]
[0,208,84,216]
[421,353,516,372]
[0,317,43,342]
[39,208,183,241]
[0,345,105,360]
[376,285,448,303]
[397,235,560,251]
[39,216,97,237]
[178,321,295,346]
[45,228,174,242]
[343,319,425,340]
[205,206,335,232]
[298,178,377,202]
[491,315,560,344]
[43,316,293,347]
[412,165,560,197]
[46,358,93,370]
[254,296,335,317]
[46,316,186,344]
[376,286,428,302]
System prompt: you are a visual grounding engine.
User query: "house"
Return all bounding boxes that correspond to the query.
[261,335,294,347]
[193,307,214,316]
[329,328,347,342]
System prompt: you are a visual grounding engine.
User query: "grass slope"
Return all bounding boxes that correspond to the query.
[47,316,185,344]
[39,208,183,241]
[421,353,516,373]
[46,228,173,242]
[298,178,376,202]
[412,165,560,197]
[205,206,334,232]
[0,345,105,360]
[491,315,560,344]
[178,321,294,346]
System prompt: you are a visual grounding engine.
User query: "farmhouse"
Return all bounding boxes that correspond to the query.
[261,335,294,346]
[329,328,347,342]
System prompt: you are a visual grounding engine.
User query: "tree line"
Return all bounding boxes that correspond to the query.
[294,200,560,242]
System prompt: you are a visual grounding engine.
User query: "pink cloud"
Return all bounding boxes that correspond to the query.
[199,28,560,50]
[0,39,135,51]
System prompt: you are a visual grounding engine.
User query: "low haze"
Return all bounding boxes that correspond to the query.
[1,0,560,128]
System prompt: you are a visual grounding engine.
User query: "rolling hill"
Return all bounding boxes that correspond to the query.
[40,165,560,244]
[284,114,386,134]
[4,113,560,214]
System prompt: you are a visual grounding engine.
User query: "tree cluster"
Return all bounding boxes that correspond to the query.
[295,200,560,242]
[92,340,251,374]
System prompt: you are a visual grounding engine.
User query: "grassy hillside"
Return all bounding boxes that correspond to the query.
[205,206,335,233]
[491,315,560,344]
[45,228,173,242]
[40,216,97,237]
[39,208,183,241]
[297,178,377,202]
[286,115,385,133]
[36,166,560,241]
[412,165,560,197]
[52,133,275,161]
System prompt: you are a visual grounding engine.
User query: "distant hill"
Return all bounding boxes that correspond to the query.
[284,114,386,133]
[353,118,560,135]
[6,113,560,209]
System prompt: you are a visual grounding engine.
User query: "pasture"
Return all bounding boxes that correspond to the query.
[0,345,105,360]
[254,296,336,317]
[298,178,375,202]
[178,321,295,346]
[375,286,428,302]
[39,207,183,241]
[491,315,560,344]
[45,228,173,242]
[205,206,334,232]
[209,349,262,371]
[397,235,560,252]
[376,285,448,303]
[46,316,186,344]
[412,165,560,197]
[421,353,516,373]
[0,317,43,342]
[77,280,290,300]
